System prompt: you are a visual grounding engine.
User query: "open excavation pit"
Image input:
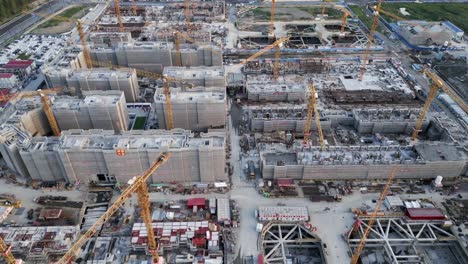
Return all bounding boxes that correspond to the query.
[259,222,327,264]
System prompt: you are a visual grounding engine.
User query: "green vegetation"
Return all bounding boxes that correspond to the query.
[349,5,381,32]
[0,0,34,23]
[133,116,147,130]
[38,6,86,28]
[17,52,30,60]
[251,8,271,20]
[380,3,468,32]
[298,6,342,19]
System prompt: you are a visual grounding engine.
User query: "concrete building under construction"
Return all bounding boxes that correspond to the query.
[163,66,226,88]
[90,42,222,74]
[0,226,79,263]
[5,96,51,136]
[52,91,129,133]
[0,128,226,184]
[44,67,139,103]
[248,104,332,133]
[63,68,139,103]
[246,76,308,102]
[154,88,226,131]
[352,108,428,134]
[0,124,33,178]
[260,143,467,180]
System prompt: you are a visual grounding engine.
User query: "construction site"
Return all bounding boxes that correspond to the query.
[0,0,466,264]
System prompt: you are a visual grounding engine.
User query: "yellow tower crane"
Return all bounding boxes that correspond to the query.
[32,10,94,69]
[131,0,137,16]
[350,166,399,264]
[303,80,325,150]
[57,153,170,264]
[77,20,93,69]
[359,0,383,81]
[411,69,468,140]
[114,0,124,32]
[321,0,332,17]
[269,0,280,80]
[332,5,352,33]
[93,61,183,130]
[185,0,191,33]
[0,233,15,264]
[0,88,63,136]
[233,37,289,71]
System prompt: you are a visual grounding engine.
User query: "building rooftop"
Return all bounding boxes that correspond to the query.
[262,143,467,166]
[163,66,225,79]
[353,108,421,121]
[67,68,135,79]
[0,73,14,78]
[155,89,225,102]
[442,21,464,33]
[246,82,307,93]
[59,129,225,150]
[0,225,79,257]
[3,60,33,69]
[414,143,467,161]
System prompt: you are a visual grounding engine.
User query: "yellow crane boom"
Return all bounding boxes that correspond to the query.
[40,92,61,137]
[174,32,182,67]
[230,37,289,73]
[332,5,352,33]
[185,0,191,32]
[114,0,124,32]
[1,88,63,136]
[93,61,176,129]
[350,166,399,264]
[0,238,15,264]
[359,0,383,81]
[77,20,93,69]
[131,0,137,15]
[411,69,468,140]
[56,153,170,264]
[269,0,281,80]
[303,80,325,150]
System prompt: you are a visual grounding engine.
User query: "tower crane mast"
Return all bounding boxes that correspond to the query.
[131,0,137,15]
[77,20,93,69]
[269,0,280,80]
[359,0,383,81]
[350,166,399,264]
[303,80,325,150]
[411,69,467,140]
[93,61,177,129]
[185,0,191,32]
[0,238,16,264]
[114,0,124,32]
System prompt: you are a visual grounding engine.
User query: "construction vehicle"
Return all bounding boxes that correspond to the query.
[350,166,399,264]
[0,195,21,209]
[303,80,325,150]
[0,88,64,136]
[411,69,467,140]
[358,0,383,81]
[57,153,170,264]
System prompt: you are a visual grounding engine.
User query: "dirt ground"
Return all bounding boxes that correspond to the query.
[34,20,76,34]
